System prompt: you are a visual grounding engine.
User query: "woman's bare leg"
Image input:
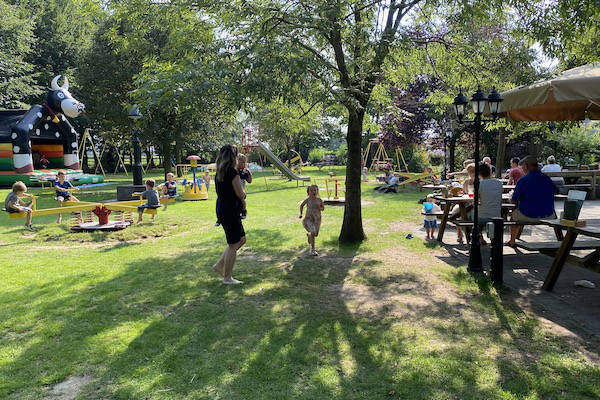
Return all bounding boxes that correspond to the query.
[223,236,245,283]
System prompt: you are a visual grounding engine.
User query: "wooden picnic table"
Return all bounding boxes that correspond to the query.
[539,219,600,291]
[544,169,599,199]
[432,194,567,243]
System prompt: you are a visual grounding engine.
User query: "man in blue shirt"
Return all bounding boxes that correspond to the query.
[507,155,557,246]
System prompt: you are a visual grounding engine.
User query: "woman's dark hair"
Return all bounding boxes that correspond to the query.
[479,162,491,178]
[510,157,520,165]
[216,145,238,181]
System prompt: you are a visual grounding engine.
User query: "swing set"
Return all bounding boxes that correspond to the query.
[362,138,436,187]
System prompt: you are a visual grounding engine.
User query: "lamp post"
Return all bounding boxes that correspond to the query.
[443,128,453,181]
[453,86,503,273]
[128,105,143,186]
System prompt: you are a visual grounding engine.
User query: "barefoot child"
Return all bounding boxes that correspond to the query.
[55,170,79,223]
[422,194,441,240]
[4,181,35,230]
[158,172,177,210]
[133,179,161,223]
[237,154,252,219]
[299,185,324,256]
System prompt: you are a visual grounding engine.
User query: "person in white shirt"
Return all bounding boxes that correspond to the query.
[541,155,565,185]
[472,162,502,244]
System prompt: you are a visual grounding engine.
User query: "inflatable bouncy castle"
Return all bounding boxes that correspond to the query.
[0,76,103,186]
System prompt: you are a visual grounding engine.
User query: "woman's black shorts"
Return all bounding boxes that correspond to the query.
[221,217,245,244]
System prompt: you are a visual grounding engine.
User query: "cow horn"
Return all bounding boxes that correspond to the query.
[51,75,61,90]
[61,76,69,90]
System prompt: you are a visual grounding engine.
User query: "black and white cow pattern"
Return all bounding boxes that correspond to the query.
[11,75,85,173]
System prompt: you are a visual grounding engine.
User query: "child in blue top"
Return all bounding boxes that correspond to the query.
[422,195,442,240]
[133,179,161,223]
[158,172,177,210]
[55,170,79,223]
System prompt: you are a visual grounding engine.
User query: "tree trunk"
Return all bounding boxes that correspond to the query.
[175,132,183,177]
[162,138,172,179]
[496,129,507,178]
[339,107,366,243]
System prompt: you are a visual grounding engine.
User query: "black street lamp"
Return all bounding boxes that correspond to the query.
[128,105,143,186]
[453,86,503,273]
[443,128,453,181]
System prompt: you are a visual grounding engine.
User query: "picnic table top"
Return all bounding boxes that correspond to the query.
[541,219,600,239]
[432,193,568,203]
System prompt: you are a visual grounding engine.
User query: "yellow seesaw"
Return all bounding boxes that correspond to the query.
[6,196,161,219]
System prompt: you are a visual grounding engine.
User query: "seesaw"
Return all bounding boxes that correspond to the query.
[6,195,165,232]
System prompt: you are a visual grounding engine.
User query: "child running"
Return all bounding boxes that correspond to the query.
[133,179,161,223]
[237,154,252,219]
[422,194,442,240]
[158,172,177,210]
[299,185,324,256]
[55,170,79,223]
[4,181,35,230]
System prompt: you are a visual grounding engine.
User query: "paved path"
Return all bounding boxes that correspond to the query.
[409,200,600,339]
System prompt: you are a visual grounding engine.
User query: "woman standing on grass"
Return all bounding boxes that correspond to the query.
[213,144,247,284]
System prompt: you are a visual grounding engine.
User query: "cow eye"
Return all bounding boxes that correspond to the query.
[57,92,65,99]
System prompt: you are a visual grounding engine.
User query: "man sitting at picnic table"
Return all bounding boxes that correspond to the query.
[541,155,565,186]
[506,157,525,185]
[507,155,557,246]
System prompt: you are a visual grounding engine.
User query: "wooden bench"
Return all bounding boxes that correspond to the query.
[514,239,600,268]
[561,183,592,190]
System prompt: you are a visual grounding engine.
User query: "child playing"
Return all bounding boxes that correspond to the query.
[237,154,252,219]
[158,172,177,210]
[203,170,211,189]
[133,179,161,223]
[422,194,442,240]
[299,185,325,256]
[55,170,79,223]
[4,181,34,230]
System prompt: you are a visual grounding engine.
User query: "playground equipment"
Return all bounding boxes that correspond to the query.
[322,177,346,204]
[181,155,208,201]
[283,150,306,174]
[4,194,162,232]
[242,127,310,189]
[0,76,103,186]
[362,138,410,172]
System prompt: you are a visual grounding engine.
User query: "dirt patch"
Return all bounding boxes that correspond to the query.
[46,375,92,400]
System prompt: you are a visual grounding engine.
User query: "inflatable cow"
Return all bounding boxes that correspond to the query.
[11,75,85,173]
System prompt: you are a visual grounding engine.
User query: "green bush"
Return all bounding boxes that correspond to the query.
[308,147,326,164]
[336,144,348,165]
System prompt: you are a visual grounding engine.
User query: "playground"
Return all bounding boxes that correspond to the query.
[1,167,598,399]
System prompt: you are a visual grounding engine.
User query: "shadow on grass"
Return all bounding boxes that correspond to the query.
[2,225,599,399]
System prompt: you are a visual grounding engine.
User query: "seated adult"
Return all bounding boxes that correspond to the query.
[477,163,502,226]
[506,157,525,185]
[381,172,400,193]
[541,155,565,186]
[447,159,475,178]
[482,156,496,176]
[507,156,557,246]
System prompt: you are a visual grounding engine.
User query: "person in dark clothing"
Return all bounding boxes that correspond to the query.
[213,144,247,285]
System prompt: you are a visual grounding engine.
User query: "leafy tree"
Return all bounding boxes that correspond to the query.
[14,0,104,98]
[559,123,600,164]
[0,0,41,108]
[213,0,462,242]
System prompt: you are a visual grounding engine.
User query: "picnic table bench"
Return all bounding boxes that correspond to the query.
[521,219,600,291]
[544,170,599,199]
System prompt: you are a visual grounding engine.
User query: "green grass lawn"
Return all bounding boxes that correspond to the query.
[0,167,598,399]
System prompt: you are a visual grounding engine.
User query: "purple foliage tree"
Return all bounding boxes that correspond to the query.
[380,77,435,149]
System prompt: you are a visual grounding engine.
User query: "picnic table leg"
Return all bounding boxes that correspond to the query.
[553,226,564,241]
[459,204,471,243]
[437,202,451,242]
[542,228,578,291]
